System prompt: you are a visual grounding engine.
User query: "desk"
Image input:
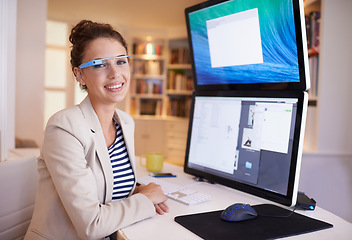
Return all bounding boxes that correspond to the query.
[122,162,352,239]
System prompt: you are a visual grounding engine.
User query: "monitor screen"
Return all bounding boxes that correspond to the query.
[184,90,308,206]
[185,0,310,91]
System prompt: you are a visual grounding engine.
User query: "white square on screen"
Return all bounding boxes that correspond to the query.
[206,8,263,68]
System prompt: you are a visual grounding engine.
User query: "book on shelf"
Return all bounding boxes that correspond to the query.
[136,78,162,94]
[308,54,319,98]
[133,42,163,56]
[167,96,192,118]
[168,70,194,91]
[170,47,191,64]
[133,59,164,75]
[148,60,163,75]
[140,99,162,116]
[305,11,320,54]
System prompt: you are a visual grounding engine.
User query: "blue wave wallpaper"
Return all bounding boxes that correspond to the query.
[189,0,299,85]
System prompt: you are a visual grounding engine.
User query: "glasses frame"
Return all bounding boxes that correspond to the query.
[78,55,131,69]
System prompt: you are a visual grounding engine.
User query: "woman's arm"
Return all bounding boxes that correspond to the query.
[134,183,169,215]
[41,116,156,239]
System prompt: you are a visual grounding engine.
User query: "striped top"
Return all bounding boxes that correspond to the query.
[108,119,135,201]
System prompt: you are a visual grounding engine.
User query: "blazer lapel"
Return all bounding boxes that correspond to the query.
[79,97,113,203]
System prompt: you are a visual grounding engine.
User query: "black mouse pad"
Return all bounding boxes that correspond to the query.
[174,204,333,240]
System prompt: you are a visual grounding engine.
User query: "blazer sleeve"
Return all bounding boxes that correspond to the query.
[41,110,156,239]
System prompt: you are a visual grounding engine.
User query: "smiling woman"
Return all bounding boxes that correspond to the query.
[24,20,169,240]
[73,37,131,109]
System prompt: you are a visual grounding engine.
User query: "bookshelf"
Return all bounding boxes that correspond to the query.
[130,38,166,117]
[130,37,194,119]
[167,39,194,118]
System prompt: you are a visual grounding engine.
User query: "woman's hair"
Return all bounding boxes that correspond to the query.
[69,20,128,90]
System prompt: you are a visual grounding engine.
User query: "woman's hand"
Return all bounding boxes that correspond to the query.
[135,183,169,215]
[154,202,169,215]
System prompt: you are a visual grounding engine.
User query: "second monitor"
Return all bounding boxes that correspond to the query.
[184,90,308,206]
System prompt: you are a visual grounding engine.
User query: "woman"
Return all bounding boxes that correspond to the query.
[25,20,168,240]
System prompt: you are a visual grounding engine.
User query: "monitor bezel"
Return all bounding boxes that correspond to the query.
[183,90,308,206]
[185,0,310,91]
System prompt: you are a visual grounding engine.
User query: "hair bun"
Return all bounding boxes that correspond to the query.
[69,20,94,45]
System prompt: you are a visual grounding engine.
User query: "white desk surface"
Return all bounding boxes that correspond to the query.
[122,162,352,240]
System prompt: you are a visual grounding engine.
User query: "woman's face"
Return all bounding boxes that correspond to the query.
[74,37,131,107]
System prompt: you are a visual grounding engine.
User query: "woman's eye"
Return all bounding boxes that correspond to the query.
[116,59,127,65]
[94,63,107,69]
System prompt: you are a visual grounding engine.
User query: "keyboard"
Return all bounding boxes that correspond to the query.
[138,176,211,205]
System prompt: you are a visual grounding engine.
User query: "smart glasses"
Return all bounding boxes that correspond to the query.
[78,55,131,70]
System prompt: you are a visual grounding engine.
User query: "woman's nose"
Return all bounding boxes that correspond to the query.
[107,64,121,79]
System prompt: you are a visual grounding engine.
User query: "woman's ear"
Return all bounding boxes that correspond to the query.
[73,67,86,86]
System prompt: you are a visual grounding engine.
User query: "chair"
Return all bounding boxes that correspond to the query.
[0,156,38,240]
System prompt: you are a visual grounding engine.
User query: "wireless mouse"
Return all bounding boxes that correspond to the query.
[220,203,258,222]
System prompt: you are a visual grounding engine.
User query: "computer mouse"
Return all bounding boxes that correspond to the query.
[220,203,258,222]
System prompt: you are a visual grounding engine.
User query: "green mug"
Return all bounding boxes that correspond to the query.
[140,153,164,172]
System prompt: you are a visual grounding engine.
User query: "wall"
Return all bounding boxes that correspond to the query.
[316,0,352,154]
[15,0,47,146]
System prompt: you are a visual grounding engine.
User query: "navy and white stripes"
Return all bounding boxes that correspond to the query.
[108,120,135,201]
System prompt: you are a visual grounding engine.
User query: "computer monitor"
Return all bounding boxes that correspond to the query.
[185,0,310,91]
[184,90,308,206]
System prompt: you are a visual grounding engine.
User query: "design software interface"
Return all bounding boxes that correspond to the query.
[187,96,298,195]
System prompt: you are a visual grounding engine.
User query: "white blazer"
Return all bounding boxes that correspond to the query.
[25,97,155,240]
